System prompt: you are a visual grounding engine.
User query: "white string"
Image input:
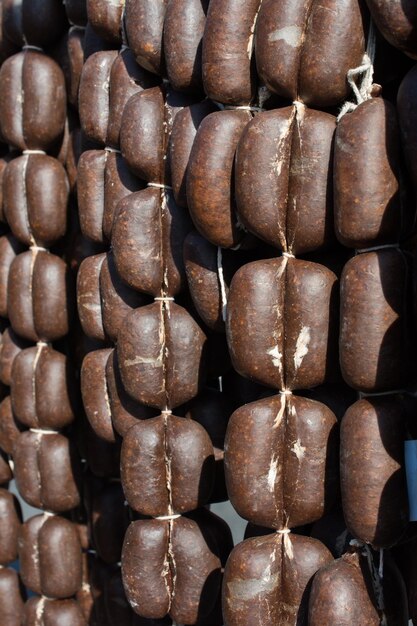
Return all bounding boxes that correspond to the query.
[148,182,173,190]
[276,528,291,534]
[161,409,172,416]
[105,146,121,154]
[23,150,46,155]
[154,513,181,521]
[359,389,406,398]
[225,105,263,112]
[30,428,59,435]
[279,389,292,396]
[214,101,263,112]
[23,45,43,52]
[337,21,376,121]
[30,245,47,253]
[36,341,49,348]
[356,243,400,254]
[282,251,295,259]
[217,248,228,322]
[154,296,175,302]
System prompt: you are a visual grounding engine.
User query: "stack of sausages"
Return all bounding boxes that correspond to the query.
[0,0,416,625]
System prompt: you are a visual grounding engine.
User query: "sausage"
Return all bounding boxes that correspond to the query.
[19,514,83,598]
[0,234,24,318]
[14,431,82,512]
[187,109,251,248]
[54,26,85,110]
[8,250,71,343]
[77,253,106,342]
[107,49,157,149]
[226,257,339,390]
[81,348,116,443]
[87,0,123,44]
[0,153,13,224]
[112,188,192,296]
[365,0,417,59]
[79,50,118,145]
[309,550,408,626]
[122,514,222,623]
[0,488,22,564]
[235,104,336,254]
[105,348,157,437]
[334,97,402,248]
[23,597,88,626]
[100,252,150,342]
[223,532,333,626]
[164,0,209,93]
[340,250,409,392]
[225,394,338,529]
[0,395,23,454]
[78,252,148,343]
[125,0,168,75]
[105,568,173,625]
[255,0,365,107]
[168,100,217,208]
[119,87,190,182]
[340,396,408,548]
[0,326,29,386]
[121,414,214,515]
[202,0,261,105]
[0,450,12,485]
[0,567,25,626]
[184,230,235,332]
[0,50,66,152]
[3,154,69,248]
[10,345,75,430]
[117,302,207,409]
[77,46,155,147]
[120,87,166,182]
[77,150,142,243]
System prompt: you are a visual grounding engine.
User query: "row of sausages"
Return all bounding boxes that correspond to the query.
[0,0,417,625]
